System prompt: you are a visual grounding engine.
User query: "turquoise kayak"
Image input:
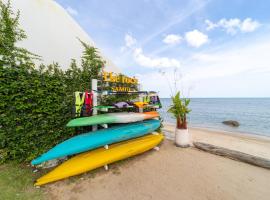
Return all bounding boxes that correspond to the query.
[31,119,160,165]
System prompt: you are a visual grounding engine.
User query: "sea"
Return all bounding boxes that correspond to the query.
[159,98,270,137]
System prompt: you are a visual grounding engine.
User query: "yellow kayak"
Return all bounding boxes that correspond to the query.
[35,133,164,186]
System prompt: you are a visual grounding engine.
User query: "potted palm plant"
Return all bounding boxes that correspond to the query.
[168,92,191,147]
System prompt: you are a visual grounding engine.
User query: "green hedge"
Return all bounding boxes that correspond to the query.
[0,60,102,162]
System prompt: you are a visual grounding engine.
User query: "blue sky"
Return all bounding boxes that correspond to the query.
[56,0,270,97]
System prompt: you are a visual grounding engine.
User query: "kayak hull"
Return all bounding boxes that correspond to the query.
[35,133,164,186]
[31,119,160,165]
[66,111,159,127]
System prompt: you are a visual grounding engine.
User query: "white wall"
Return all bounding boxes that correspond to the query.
[7,0,121,73]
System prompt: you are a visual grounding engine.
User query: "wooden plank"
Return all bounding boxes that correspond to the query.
[193,142,270,169]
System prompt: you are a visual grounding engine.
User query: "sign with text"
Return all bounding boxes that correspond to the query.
[102,71,138,92]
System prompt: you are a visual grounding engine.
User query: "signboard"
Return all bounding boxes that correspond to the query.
[102,71,138,92]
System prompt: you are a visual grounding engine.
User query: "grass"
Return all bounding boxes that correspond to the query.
[0,163,44,200]
[0,150,154,199]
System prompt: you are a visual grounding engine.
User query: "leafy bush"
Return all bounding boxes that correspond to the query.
[167,92,191,129]
[0,49,106,163]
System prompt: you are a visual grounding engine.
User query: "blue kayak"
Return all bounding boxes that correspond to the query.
[31,119,160,165]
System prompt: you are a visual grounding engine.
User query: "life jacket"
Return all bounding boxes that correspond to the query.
[84,91,93,115]
[156,96,162,108]
[143,96,151,103]
[150,96,158,104]
[75,92,85,117]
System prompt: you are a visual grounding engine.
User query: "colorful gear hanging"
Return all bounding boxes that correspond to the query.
[75,92,85,117]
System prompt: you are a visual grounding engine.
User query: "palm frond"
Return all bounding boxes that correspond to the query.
[167,92,191,122]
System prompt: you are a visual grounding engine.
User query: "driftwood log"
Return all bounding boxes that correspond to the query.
[193,142,270,169]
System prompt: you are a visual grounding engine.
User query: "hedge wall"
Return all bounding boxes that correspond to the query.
[0,58,104,162]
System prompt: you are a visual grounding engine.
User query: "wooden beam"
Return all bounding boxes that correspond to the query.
[193,142,270,169]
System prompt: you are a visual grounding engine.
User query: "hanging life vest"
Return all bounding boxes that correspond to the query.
[83,91,93,116]
[143,95,151,103]
[75,92,85,117]
[157,96,162,108]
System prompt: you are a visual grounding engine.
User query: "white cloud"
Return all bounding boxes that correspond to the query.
[125,34,137,47]
[217,18,241,35]
[191,53,219,62]
[66,6,78,16]
[136,36,270,97]
[185,30,209,47]
[163,34,182,45]
[133,48,181,68]
[120,34,181,69]
[205,19,217,31]
[140,0,210,47]
[136,69,194,97]
[183,37,270,82]
[120,34,137,52]
[205,18,260,35]
[241,18,261,32]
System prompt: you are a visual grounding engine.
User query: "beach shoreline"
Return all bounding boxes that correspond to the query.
[159,98,270,137]
[163,122,270,142]
[162,122,270,160]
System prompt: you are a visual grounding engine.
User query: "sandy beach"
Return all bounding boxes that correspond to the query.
[45,126,270,200]
[163,123,270,159]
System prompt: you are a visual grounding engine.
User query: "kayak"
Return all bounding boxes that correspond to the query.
[35,133,164,186]
[66,111,159,127]
[31,119,160,165]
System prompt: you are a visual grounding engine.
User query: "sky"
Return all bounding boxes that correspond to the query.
[56,0,270,98]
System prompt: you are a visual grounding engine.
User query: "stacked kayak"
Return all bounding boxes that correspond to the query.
[33,112,163,186]
[31,119,160,165]
[35,133,164,186]
[66,111,159,127]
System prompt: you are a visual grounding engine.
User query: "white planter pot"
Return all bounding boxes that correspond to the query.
[175,128,190,147]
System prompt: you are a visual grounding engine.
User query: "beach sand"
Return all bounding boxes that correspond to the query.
[163,123,270,160]
[46,126,270,200]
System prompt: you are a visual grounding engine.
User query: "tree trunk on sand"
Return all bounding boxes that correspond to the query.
[176,117,182,129]
[194,142,270,169]
[177,116,187,129]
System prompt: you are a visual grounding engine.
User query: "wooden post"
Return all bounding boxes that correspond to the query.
[92,79,98,131]
[138,83,143,113]
[194,142,270,169]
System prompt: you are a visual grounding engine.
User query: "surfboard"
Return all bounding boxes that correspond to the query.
[66,111,159,127]
[35,133,164,186]
[31,119,160,165]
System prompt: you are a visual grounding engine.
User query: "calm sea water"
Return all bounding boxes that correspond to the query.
[159,98,270,137]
